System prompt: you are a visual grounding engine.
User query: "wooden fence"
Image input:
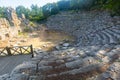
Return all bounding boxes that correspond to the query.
[0,45,34,57]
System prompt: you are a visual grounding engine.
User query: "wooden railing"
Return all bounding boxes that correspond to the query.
[0,45,34,57]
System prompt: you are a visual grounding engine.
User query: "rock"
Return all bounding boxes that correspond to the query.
[5,7,21,27]
[63,43,70,47]
[11,62,36,75]
[29,76,37,80]
[59,63,110,79]
[97,62,120,80]
[77,50,87,58]
[102,56,111,63]
[47,74,57,78]
[117,21,120,24]
[17,42,21,45]
[31,55,43,61]
[71,55,81,60]
[38,66,53,72]
[0,74,10,80]
[62,46,68,50]
[105,49,119,57]
[29,75,45,80]
[8,73,29,80]
[55,64,65,68]
[20,39,27,42]
[97,50,107,55]
[4,7,21,37]
[56,60,65,64]
[13,44,19,47]
[55,46,60,50]
[0,18,11,40]
[114,45,120,49]
[65,57,97,68]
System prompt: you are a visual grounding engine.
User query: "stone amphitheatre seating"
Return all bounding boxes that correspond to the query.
[77,26,120,46]
[3,43,119,80]
[0,11,120,80]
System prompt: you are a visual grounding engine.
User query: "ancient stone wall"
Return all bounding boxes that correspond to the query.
[5,7,21,33]
[0,18,10,40]
[0,8,23,40]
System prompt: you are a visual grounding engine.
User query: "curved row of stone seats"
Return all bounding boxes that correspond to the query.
[102,30,117,43]
[110,28,120,35]
[1,43,119,80]
[106,29,120,39]
[77,26,120,46]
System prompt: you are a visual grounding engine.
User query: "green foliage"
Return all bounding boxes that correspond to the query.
[29,5,45,21]
[104,0,120,15]
[29,21,36,27]
[23,27,31,32]
[16,6,30,18]
[93,0,120,15]
[57,0,70,10]
[18,31,28,37]
[70,0,81,10]
[42,3,59,17]
[0,0,119,22]
[0,7,6,18]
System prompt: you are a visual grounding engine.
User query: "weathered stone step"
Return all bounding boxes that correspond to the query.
[99,31,110,44]
[76,37,83,46]
[102,30,117,44]
[109,28,120,38]
[85,35,91,43]
[106,29,120,40]
[78,35,88,46]
[96,32,105,44]
[95,33,102,44]
[110,28,120,34]
[84,35,92,45]
[90,33,102,45]
[90,36,97,45]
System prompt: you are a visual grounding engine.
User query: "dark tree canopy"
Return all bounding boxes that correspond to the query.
[0,0,119,21]
[16,6,30,18]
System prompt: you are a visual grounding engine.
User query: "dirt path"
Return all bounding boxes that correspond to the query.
[0,55,31,75]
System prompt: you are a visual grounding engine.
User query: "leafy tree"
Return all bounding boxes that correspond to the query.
[70,0,80,10]
[0,7,6,18]
[29,4,44,21]
[42,3,59,18]
[103,0,120,15]
[16,6,30,18]
[30,4,40,16]
[49,3,59,15]
[70,0,95,10]
[93,0,120,15]
[57,0,70,10]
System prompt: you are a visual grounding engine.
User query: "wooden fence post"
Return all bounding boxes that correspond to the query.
[6,47,12,56]
[20,47,22,54]
[30,45,34,58]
